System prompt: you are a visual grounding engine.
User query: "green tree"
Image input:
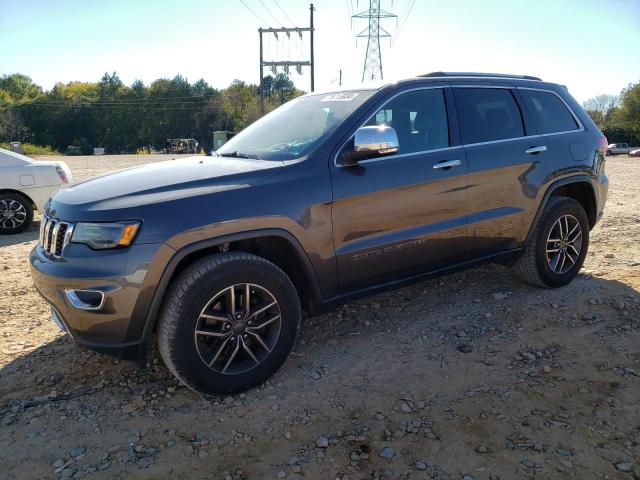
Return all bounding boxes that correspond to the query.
[0,71,303,152]
[0,73,42,104]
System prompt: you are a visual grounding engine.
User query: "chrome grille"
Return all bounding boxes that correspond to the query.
[39,216,74,258]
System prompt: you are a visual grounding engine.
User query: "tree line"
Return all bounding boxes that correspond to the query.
[0,72,303,154]
[582,80,640,146]
[2,72,638,154]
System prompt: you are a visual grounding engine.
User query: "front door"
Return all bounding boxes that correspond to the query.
[330,87,468,292]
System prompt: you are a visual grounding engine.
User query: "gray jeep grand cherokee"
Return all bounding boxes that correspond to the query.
[30,72,609,395]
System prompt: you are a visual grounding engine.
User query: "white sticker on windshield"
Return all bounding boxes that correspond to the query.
[321,92,359,102]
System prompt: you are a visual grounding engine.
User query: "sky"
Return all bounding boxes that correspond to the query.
[1,0,639,103]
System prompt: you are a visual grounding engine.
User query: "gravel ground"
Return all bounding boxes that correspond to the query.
[0,154,639,480]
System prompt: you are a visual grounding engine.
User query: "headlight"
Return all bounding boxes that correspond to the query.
[71,221,141,250]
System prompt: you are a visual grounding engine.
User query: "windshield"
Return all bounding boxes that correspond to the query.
[217,90,377,160]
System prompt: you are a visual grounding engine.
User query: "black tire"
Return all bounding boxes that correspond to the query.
[0,192,33,235]
[515,196,589,288]
[157,252,300,395]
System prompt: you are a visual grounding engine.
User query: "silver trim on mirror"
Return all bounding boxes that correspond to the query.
[354,125,399,155]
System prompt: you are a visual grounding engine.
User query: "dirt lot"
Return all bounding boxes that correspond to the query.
[1,154,639,480]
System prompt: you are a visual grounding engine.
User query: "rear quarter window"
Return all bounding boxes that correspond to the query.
[455,88,525,144]
[519,89,579,134]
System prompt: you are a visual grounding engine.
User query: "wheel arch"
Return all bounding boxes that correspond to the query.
[526,176,598,243]
[137,228,322,355]
[0,189,36,210]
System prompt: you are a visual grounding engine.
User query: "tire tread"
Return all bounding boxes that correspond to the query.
[515,196,578,287]
[157,251,299,395]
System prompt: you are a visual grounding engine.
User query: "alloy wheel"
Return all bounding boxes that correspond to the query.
[194,283,282,375]
[546,214,583,274]
[0,199,27,229]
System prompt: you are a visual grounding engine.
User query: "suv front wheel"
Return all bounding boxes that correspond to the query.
[157,252,300,395]
[515,196,590,288]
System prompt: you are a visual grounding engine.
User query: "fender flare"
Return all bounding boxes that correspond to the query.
[525,175,597,243]
[137,228,322,355]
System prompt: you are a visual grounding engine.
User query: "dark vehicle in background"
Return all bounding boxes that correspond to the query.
[167,138,199,154]
[30,72,609,395]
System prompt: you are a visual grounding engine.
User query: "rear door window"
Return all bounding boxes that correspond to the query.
[455,88,525,144]
[519,89,579,134]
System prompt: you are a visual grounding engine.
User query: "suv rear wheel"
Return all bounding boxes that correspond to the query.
[157,252,300,395]
[515,196,589,288]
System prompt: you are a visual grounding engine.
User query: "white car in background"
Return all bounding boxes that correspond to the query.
[0,148,72,234]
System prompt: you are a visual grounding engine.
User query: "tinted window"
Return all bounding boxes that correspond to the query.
[456,88,524,144]
[519,90,578,134]
[367,89,449,154]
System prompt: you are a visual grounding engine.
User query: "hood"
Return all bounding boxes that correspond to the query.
[49,155,284,214]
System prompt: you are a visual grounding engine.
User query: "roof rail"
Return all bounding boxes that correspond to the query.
[419,71,542,81]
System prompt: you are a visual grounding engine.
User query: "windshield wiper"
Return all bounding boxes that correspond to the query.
[218,151,261,159]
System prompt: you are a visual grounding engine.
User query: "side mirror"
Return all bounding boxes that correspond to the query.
[340,125,400,166]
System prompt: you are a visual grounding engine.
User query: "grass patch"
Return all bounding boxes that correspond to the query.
[0,143,60,156]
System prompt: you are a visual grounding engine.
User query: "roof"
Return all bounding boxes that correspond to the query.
[418,72,542,81]
[0,147,32,166]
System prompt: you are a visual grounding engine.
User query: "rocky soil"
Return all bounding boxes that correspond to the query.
[0,154,638,480]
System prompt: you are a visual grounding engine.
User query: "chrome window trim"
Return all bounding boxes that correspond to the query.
[333,85,452,168]
[516,86,584,133]
[333,84,585,167]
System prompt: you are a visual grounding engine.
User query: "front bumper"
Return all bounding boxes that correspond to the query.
[29,242,161,359]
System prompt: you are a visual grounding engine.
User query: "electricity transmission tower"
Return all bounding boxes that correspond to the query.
[352,0,397,81]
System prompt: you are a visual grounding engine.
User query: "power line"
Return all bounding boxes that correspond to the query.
[259,0,282,25]
[273,0,295,25]
[239,0,268,25]
[3,94,220,104]
[12,98,216,105]
[0,103,213,111]
[391,0,415,47]
[258,4,315,114]
[2,95,220,107]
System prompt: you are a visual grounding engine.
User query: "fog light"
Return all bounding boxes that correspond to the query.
[64,289,105,310]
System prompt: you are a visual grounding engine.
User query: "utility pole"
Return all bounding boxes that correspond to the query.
[310,3,315,93]
[258,3,315,115]
[259,30,265,116]
[352,0,396,82]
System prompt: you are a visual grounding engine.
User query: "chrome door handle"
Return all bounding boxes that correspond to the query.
[525,145,547,154]
[433,159,461,170]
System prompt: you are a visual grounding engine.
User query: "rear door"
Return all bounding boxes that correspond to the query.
[452,86,553,256]
[330,86,468,292]
[517,87,584,172]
